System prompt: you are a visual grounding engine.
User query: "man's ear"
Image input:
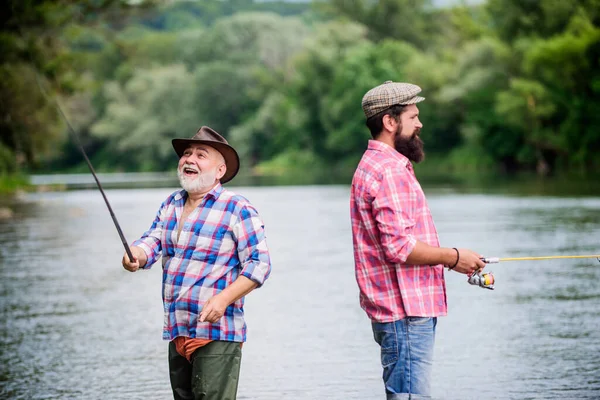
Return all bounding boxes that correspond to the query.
[382,114,397,133]
[216,163,227,180]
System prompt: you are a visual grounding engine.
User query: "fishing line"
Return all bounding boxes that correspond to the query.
[14,2,166,264]
[33,73,135,263]
[11,3,144,262]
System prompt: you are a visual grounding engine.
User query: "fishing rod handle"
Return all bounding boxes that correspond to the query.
[125,246,135,264]
[481,257,499,264]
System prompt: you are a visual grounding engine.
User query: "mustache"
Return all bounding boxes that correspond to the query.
[180,163,199,173]
[410,129,423,146]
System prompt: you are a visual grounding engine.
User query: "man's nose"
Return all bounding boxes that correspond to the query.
[185,153,200,163]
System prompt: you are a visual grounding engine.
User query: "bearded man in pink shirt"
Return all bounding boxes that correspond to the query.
[350,81,486,399]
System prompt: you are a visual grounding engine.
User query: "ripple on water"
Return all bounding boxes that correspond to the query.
[2,188,600,399]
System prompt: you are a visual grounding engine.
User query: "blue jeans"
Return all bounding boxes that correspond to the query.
[372,317,437,400]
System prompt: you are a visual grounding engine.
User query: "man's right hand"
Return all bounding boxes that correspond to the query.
[451,248,486,275]
[122,246,146,272]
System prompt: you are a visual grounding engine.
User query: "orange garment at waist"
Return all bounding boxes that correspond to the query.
[172,337,243,362]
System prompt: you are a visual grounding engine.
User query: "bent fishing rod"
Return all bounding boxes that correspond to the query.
[34,73,135,263]
[467,254,600,290]
[16,6,139,264]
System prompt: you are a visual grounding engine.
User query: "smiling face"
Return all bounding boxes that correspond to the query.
[177,144,226,194]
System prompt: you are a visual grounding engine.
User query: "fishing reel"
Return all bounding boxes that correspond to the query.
[468,271,495,290]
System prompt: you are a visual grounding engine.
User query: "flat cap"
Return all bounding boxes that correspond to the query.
[362,81,425,119]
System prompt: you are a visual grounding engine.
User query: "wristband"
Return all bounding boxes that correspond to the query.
[448,247,459,270]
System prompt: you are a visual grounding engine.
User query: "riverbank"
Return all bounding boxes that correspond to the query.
[0,175,28,220]
[0,174,31,196]
[6,167,600,198]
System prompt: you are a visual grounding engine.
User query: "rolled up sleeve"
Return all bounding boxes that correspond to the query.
[233,204,271,287]
[372,167,417,264]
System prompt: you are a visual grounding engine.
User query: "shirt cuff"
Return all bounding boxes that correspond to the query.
[398,235,418,264]
[132,240,156,269]
[240,260,271,288]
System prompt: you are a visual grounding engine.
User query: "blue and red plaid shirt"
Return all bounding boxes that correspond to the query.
[350,140,447,322]
[133,183,271,342]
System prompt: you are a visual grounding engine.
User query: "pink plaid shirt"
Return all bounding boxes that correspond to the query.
[350,140,447,322]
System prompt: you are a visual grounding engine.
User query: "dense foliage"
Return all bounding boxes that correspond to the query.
[2,0,599,178]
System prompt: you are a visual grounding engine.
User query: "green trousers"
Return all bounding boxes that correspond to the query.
[168,340,242,400]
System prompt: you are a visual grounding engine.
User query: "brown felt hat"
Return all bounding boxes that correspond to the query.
[172,126,240,184]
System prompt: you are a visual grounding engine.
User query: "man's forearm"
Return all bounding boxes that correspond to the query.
[219,275,258,306]
[405,241,458,266]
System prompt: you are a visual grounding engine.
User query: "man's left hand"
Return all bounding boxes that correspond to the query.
[199,294,229,323]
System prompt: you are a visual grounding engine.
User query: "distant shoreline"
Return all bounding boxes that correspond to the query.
[0,170,596,198]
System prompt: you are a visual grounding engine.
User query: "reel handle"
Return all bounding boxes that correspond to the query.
[481,257,499,264]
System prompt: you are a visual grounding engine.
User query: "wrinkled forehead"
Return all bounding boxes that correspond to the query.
[182,143,225,162]
[184,143,217,155]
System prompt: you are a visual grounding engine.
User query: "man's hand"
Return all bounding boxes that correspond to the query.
[199,276,258,324]
[451,248,486,275]
[122,246,147,272]
[200,294,229,323]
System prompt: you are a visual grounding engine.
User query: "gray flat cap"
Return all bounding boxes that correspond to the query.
[362,81,425,119]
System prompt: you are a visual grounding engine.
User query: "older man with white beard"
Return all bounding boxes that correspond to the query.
[122,126,271,400]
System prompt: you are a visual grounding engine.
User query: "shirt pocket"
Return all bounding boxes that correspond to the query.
[190,223,230,261]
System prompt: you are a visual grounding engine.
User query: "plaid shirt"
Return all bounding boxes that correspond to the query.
[133,183,271,342]
[350,140,447,322]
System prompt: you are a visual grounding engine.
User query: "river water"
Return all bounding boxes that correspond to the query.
[1,184,599,399]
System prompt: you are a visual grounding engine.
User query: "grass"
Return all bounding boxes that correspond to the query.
[0,174,32,195]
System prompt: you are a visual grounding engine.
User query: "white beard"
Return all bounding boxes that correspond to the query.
[177,165,218,193]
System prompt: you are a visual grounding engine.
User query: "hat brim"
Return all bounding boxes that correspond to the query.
[365,96,426,119]
[172,139,240,184]
[402,95,425,105]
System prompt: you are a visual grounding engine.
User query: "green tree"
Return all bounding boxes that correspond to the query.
[91,65,197,171]
[318,0,436,47]
[437,37,518,171]
[488,0,600,43]
[496,12,600,172]
[0,0,159,173]
[230,20,370,171]
[181,12,309,71]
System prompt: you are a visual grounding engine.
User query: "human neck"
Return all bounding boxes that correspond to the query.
[376,133,395,150]
[186,183,217,206]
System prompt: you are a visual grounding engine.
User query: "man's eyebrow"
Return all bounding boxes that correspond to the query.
[194,146,210,154]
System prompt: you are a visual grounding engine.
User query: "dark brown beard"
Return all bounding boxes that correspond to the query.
[394,126,424,163]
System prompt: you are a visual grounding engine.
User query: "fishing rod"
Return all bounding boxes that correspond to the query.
[468,254,600,290]
[34,73,135,263]
[482,255,600,263]
[12,3,136,264]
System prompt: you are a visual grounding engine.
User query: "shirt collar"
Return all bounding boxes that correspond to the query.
[367,140,412,170]
[174,182,224,203]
